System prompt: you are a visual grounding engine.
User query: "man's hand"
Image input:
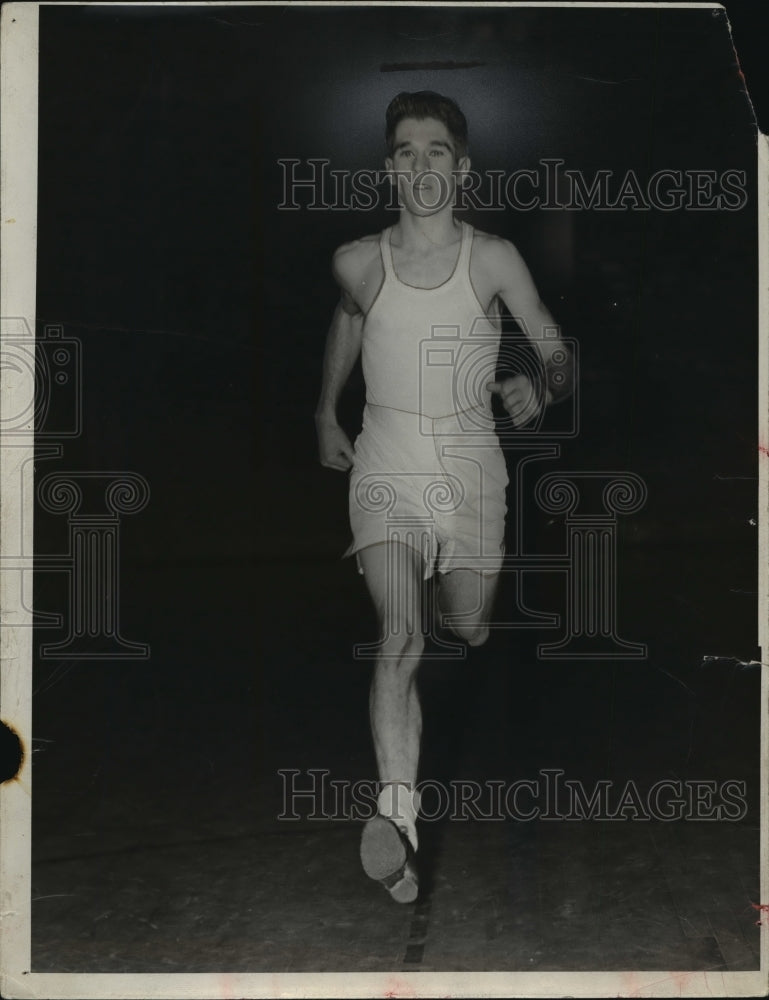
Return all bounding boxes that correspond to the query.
[315,416,355,471]
[486,375,542,428]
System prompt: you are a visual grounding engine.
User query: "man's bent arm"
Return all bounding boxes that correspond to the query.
[510,296,574,407]
[494,241,575,406]
[315,295,363,471]
[315,298,363,424]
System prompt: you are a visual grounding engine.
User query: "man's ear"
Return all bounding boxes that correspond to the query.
[385,156,395,183]
[457,154,471,177]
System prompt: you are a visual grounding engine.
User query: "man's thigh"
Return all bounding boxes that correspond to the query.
[437,568,500,629]
[357,541,426,636]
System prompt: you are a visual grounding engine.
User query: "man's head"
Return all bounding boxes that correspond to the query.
[384,92,470,216]
[385,91,468,160]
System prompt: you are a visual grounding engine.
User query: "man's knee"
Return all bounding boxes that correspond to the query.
[379,630,425,662]
[449,622,490,647]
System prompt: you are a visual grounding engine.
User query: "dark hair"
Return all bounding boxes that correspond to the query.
[385,91,468,159]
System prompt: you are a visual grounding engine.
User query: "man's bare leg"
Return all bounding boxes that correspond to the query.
[357,541,424,852]
[437,568,500,647]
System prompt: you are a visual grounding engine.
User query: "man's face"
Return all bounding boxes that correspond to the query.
[385,116,470,216]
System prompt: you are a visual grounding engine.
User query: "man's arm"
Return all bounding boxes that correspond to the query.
[315,254,364,470]
[485,239,574,425]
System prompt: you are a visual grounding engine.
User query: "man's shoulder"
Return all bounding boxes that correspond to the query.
[469,227,529,284]
[331,233,380,285]
[333,232,382,264]
[470,227,520,261]
[332,231,382,286]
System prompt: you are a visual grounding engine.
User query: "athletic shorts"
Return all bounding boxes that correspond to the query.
[345,403,508,580]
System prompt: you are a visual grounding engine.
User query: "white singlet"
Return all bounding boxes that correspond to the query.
[346,221,508,579]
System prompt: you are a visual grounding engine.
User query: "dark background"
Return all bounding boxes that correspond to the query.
[26,0,764,971]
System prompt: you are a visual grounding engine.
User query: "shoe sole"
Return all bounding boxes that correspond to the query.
[360,815,418,903]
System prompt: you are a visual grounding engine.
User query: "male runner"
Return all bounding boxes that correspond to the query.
[315,92,573,903]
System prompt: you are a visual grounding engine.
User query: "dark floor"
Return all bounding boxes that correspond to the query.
[30,553,762,974]
[29,813,761,973]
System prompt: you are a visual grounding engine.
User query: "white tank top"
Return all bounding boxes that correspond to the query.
[361,222,502,419]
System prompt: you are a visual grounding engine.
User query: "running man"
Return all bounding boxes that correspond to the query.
[315,92,573,903]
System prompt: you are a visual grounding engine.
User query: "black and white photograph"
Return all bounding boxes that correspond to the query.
[0,1,767,996]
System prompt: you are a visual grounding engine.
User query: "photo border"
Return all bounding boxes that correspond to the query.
[1,2,766,997]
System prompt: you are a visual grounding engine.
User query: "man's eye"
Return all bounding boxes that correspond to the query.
[430,150,445,157]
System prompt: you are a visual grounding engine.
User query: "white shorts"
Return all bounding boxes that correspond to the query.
[345,403,508,580]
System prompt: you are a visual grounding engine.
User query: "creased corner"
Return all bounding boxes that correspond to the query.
[719,4,760,135]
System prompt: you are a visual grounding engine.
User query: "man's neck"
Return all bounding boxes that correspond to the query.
[394,210,461,251]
